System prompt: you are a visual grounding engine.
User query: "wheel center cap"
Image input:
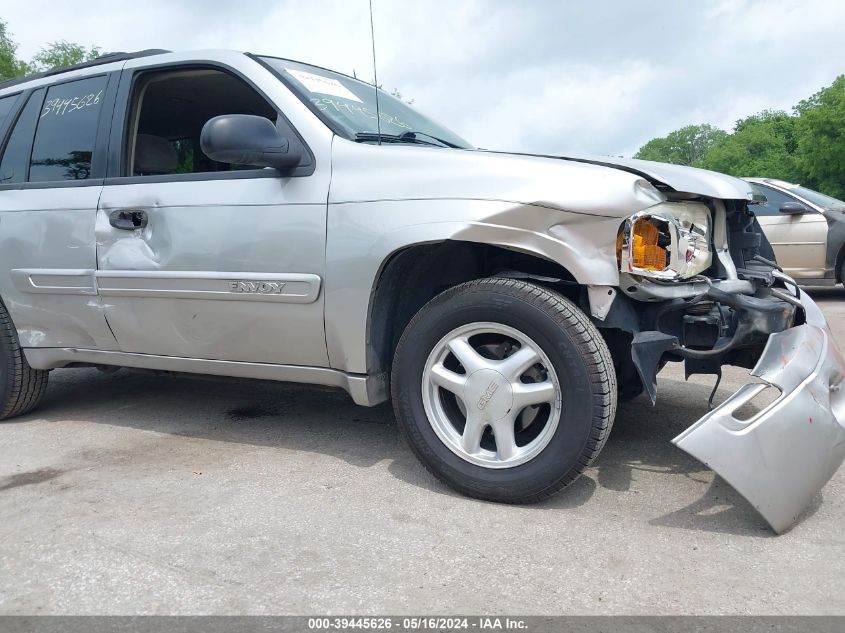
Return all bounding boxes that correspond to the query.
[464,368,513,422]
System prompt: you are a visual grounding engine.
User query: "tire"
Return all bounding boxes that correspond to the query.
[0,298,49,420]
[391,278,616,503]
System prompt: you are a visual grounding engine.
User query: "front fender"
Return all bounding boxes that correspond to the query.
[323,198,626,374]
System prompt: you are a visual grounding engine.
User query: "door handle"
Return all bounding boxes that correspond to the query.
[109,209,148,230]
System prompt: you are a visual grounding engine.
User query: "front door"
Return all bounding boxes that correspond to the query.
[752,184,828,278]
[96,64,329,367]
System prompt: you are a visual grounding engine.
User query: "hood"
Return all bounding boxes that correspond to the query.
[500,152,754,201]
[330,140,668,217]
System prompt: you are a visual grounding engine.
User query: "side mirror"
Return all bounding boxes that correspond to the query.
[200,115,301,170]
[779,201,809,215]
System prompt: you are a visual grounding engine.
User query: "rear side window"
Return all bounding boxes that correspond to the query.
[0,90,42,185]
[29,75,108,182]
[0,94,17,130]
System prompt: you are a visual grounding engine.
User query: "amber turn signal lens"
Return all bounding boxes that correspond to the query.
[631,219,667,271]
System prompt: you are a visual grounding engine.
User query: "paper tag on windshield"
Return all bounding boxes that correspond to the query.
[287,69,362,102]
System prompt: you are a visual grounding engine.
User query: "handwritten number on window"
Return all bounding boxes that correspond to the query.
[309,96,411,130]
[40,90,103,118]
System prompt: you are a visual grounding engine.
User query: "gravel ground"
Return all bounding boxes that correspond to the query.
[1,287,843,615]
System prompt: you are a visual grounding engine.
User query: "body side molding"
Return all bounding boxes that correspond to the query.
[11,269,97,295]
[12,270,322,303]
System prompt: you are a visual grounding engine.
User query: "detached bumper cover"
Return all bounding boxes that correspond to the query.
[672,292,845,533]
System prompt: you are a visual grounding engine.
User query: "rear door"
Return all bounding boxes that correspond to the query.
[95,58,330,367]
[751,183,828,278]
[0,74,119,351]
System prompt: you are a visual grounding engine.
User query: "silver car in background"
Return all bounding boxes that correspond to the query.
[747,178,845,286]
[0,49,843,534]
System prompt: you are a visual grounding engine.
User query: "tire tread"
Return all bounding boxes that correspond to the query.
[0,299,49,421]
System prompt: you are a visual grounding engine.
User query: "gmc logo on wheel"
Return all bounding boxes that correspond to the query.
[476,381,499,410]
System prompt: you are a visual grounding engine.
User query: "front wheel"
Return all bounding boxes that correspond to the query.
[391,278,616,503]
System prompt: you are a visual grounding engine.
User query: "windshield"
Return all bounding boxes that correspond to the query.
[786,184,845,210]
[261,57,472,149]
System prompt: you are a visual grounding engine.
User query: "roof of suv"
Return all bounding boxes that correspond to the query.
[0,49,172,90]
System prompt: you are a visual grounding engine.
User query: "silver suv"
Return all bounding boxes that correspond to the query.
[1,50,843,533]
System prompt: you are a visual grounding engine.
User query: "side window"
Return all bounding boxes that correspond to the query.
[751,184,795,216]
[0,94,17,131]
[29,75,108,182]
[127,69,278,177]
[0,90,43,185]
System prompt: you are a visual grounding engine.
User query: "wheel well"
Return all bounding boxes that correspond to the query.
[366,241,579,377]
[837,244,845,283]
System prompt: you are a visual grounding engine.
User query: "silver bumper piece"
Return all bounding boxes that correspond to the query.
[673,291,845,533]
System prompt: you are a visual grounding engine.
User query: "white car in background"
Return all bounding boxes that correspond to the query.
[746,178,845,286]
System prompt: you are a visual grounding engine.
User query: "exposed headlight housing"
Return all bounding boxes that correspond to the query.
[617,202,712,280]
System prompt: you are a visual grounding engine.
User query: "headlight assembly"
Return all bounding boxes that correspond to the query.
[617,202,713,280]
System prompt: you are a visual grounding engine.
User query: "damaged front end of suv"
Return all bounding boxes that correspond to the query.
[580,156,845,533]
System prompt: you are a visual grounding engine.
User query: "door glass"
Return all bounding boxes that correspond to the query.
[128,69,278,176]
[750,184,795,216]
[0,94,17,130]
[29,75,108,182]
[0,90,42,185]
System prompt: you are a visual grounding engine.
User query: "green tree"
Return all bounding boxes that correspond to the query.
[633,124,728,166]
[698,111,799,181]
[794,75,845,199]
[1,21,101,81]
[29,40,101,72]
[0,20,28,81]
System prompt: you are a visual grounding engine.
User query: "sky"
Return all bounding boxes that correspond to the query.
[2,0,844,157]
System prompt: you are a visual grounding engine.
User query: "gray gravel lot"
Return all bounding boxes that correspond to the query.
[1,288,844,615]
